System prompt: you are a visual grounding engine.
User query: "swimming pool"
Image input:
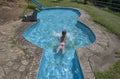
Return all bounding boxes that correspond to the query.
[23,8,96,79]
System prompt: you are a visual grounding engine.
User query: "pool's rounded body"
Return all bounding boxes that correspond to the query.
[24,8,95,49]
[23,8,96,79]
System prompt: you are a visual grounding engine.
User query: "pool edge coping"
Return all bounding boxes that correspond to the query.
[76,8,96,79]
[23,7,96,79]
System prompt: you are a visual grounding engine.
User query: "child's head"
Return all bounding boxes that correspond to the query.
[62,30,66,36]
[61,30,66,42]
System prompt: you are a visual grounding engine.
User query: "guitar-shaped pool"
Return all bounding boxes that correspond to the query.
[23,8,96,79]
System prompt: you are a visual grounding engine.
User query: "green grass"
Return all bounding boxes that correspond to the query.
[25,0,120,38]
[95,51,120,79]
[82,6,120,38]
[19,0,38,17]
[95,60,120,79]
[115,51,120,58]
[100,7,120,17]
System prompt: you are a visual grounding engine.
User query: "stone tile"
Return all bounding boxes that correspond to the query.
[6,61,13,67]
[8,71,21,79]
[84,72,95,79]
[19,65,26,72]
[21,60,29,66]
[0,67,4,78]
[13,63,21,70]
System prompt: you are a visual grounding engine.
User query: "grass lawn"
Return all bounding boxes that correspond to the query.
[25,0,120,38]
[95,51,120,79]
[95,61,120,79]
[23,0,120,79]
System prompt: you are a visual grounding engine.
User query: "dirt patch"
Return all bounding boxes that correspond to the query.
[0,0,19,7]
[0,0,24,25]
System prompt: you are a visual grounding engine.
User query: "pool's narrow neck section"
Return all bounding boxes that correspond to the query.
[36,48,84,79]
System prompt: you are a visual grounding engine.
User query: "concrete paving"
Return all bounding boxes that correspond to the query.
[77,9,120,79]
[0,21,43,79]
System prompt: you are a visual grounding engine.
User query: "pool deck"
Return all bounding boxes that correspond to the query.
[0,8,120,79]
[77,9,120,79]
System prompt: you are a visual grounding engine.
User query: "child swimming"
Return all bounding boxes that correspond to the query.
[56,30,67,54]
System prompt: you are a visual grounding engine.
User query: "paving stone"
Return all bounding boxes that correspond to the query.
[19,65,26,72]
[13,63,20,70]
[82,61,92,73]
[6,61,13,67]
[3,65,11,74]
[8,71,21,79]
[0,67,4,78]
[84,72,95,79]
[0,76,3,79]
[21,60,29,66]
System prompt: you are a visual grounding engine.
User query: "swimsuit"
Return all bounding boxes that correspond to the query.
[60,42,65,47]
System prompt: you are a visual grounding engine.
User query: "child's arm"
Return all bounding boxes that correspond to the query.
[53,31,61,38]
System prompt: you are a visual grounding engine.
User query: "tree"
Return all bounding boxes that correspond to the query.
[84,0,88,4]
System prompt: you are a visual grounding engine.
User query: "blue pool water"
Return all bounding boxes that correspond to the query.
[23,8,96,79]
